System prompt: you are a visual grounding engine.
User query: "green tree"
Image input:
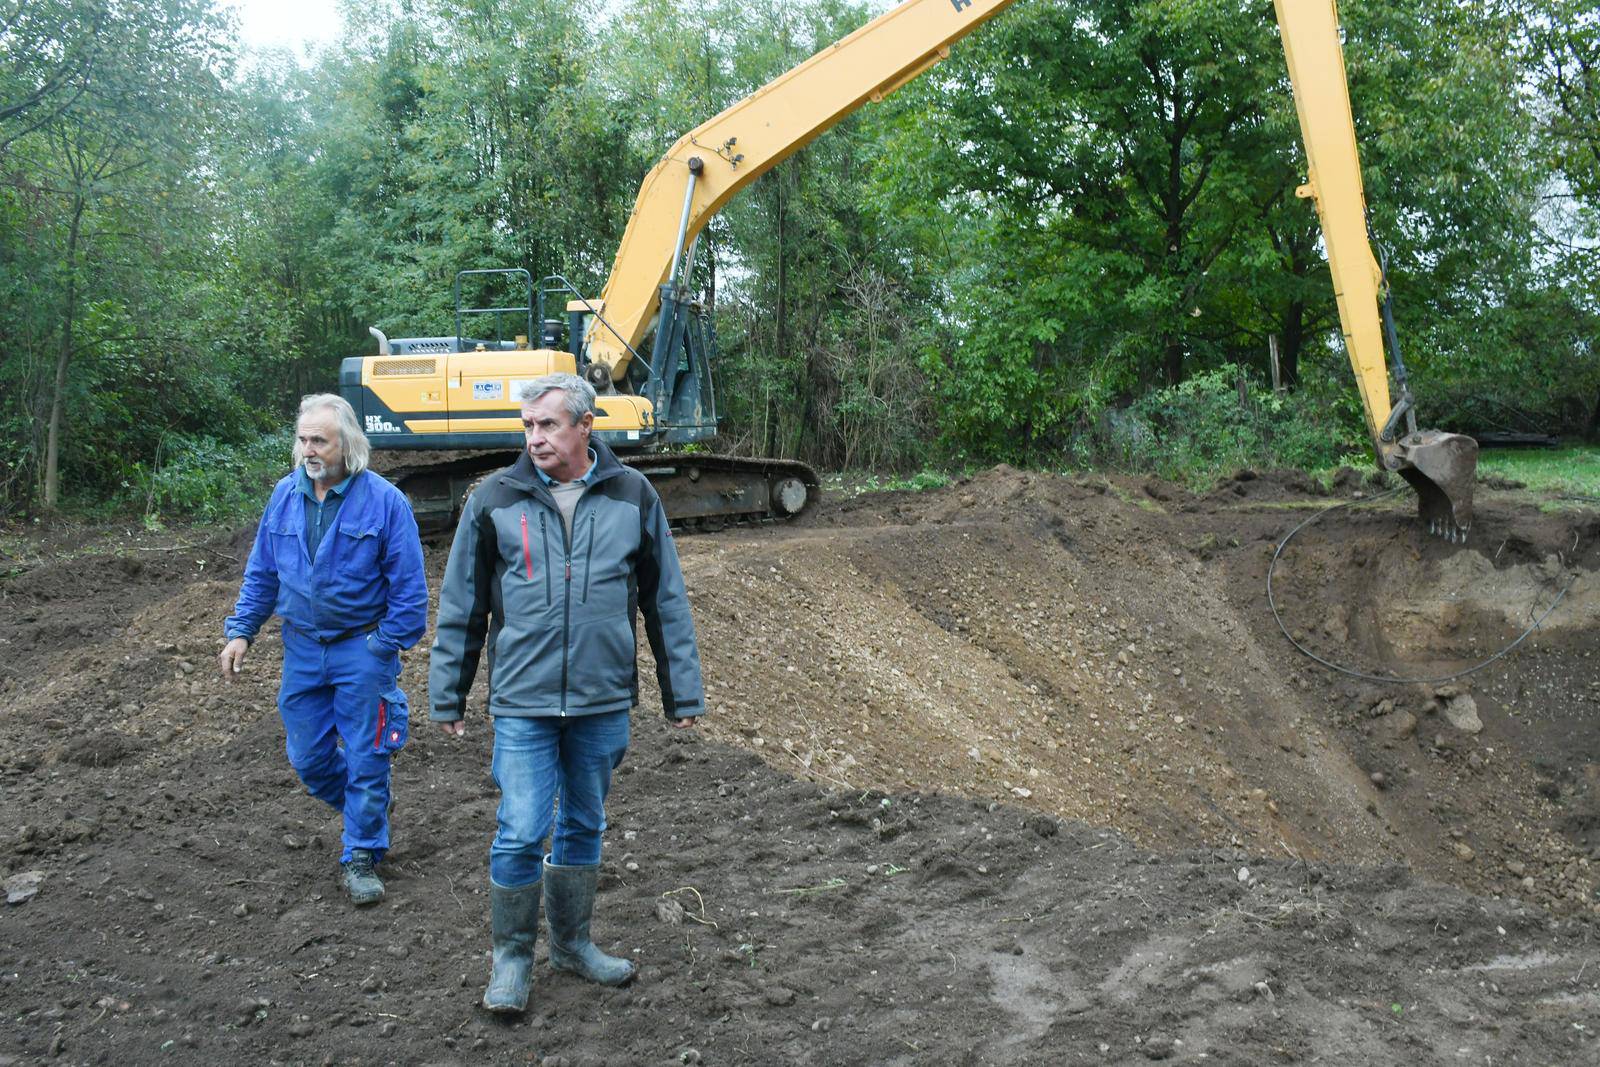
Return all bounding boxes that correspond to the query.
[1,0,233,508]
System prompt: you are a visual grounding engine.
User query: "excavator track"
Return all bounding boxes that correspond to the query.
[622,452,821,532]
[382,450,820,537]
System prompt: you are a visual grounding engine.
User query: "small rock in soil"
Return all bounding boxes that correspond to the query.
[1386,710,1418,740]
[1142,1034,1176,1060]
[4,870,45,905]
[1443,694,1483,734]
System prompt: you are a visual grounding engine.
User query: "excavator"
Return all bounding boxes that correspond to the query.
[339,0,1478,538]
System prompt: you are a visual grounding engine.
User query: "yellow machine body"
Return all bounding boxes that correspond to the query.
[353,348,654,446]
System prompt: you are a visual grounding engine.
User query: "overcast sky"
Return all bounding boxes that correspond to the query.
[227,0,345,60]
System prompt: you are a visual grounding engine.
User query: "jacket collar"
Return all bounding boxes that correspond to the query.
[503,439,626,495]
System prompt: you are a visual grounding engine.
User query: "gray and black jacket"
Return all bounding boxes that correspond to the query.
[427,442,704,722]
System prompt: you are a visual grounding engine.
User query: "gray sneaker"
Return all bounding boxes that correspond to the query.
[341,849,385,906]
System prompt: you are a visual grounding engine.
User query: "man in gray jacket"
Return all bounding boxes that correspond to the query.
[429,372,703,1014]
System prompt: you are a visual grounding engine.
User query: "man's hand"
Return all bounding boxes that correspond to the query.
[670,716,699,730]
[218,638,249,682]
[438,720,466,737]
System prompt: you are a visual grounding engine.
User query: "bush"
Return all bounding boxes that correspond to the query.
[132,429,293,524]
[1080,365,1361,484]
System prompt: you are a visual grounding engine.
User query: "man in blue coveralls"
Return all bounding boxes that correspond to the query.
[219,394,428,906]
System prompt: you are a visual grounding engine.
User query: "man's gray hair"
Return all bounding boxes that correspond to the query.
[518,372,596,425]
[294,393,370,476]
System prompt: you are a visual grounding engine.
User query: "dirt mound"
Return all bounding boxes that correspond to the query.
[3,472,1600,1064]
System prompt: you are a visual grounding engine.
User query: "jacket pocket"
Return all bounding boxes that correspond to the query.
[268,521,303,567]
[337,521,383,571]
[374,687,410,754]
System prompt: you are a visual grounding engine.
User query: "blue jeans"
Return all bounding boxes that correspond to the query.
[489,711,631,887]
[278,627,407,863]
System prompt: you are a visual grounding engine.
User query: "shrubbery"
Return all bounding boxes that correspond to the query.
[1077,365,1362,484]
[131,429,293,524]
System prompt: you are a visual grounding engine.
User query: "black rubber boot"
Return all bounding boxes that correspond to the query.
[543,859,637,986]
[482,880,541,1013]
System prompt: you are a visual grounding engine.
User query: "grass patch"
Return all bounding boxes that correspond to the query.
[824,469,956,497]
[1477,446,1600,500]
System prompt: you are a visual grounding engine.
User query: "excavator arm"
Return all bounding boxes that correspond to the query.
[1274,0,1478,538]
[578,0,1476,535]
[584,0,1021,378]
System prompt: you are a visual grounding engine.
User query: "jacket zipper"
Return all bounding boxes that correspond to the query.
[374,699,387,752]
[540,513,552,605]
[581,511,595,602]
[520,512,533,580]
[559,500,573,715]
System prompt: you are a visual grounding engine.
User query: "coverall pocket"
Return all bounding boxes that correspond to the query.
[374,687,410,754]
[364,633,401,682]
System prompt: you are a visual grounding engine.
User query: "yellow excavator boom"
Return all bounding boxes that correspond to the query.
[585,0,1020,378]
[1274,0,1478,537]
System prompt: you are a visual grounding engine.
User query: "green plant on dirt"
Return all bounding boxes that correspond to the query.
[825,468,956,497]
[1084,365,1360,486]
[131,428,293,524]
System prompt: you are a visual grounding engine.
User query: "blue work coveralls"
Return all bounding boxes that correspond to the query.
[225,467,429,863]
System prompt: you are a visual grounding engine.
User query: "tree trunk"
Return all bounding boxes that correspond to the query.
[43,195,85,509]
[1164,335,1184,385]
[1279,299,1304,389]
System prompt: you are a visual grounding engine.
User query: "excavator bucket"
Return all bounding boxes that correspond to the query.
[1396,430,1479,541]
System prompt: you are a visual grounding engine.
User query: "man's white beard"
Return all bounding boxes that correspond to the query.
[305,458,329,479]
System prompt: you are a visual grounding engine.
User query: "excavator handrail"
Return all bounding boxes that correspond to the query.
[537,273,645,369]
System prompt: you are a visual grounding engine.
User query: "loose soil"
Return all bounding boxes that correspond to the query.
[3,468,1599,1065]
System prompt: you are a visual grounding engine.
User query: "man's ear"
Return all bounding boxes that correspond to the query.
[578,411,595,435]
